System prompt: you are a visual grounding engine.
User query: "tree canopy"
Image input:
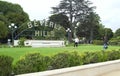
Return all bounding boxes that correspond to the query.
[52,0,95,38]
[77,12,101,41]
[0,21,8,38]
[51,0,114,42]
[49,13,70,29]
[0,1,29,42]
[114,28,120,37]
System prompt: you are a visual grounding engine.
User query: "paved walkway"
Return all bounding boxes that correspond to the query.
[100,70,120,76]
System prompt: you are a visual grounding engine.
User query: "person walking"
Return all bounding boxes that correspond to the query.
[74,37,79,47]
[103,36,108,50]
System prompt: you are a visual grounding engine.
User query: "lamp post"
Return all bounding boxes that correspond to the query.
[74,26,77,38]
[66,28,71,43]
[9,23,17,45]
[74,22,80,38]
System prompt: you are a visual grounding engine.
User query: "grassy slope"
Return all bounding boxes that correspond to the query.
[0,45,119,63]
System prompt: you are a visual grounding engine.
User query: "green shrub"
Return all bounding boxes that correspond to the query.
[107,50,120,60]
[82,50,120,65]
[51,52,70,69]
[101,51,109,62]
[93,40,103,45]
[82,52,95,64]
[82,51,109,64]
[51,51,83,69]
[14,49,120,75]
[14,53,51,75]
[109,36,120,45]
[109,40,120,46]
[18,37,26,47]
[109,40,118,45]
[0,55,13,76]
[68,51,83,67]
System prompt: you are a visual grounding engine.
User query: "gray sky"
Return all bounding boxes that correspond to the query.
[3,0,120,32]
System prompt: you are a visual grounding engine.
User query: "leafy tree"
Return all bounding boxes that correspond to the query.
[49,13,70,29]
[0,1,29,42]
[93,25,113,41]
[0,14,8,24]
[87,12,100,41]
[0,21,8,38]
[114,28,120,37]
[98,24,105,39]
[0,15,9,40]
[77,12,101,42]
[104,28,113,40]
[52,0,94,38]
[53,26,66,40]
[0,1,29,25]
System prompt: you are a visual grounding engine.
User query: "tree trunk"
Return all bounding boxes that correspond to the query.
[90,28,93,44]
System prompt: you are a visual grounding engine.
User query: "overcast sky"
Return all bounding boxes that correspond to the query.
[2,0,120,32]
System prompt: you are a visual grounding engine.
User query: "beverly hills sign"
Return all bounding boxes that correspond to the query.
[27,19,54,28]
[14,19,65,47]
[27,19,61,37]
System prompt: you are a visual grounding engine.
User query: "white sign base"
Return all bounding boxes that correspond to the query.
[14,40,65,47]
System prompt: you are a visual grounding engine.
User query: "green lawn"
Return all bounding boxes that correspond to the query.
[0,45,119,63]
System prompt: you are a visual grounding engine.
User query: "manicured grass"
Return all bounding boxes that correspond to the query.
[0,45,119,63]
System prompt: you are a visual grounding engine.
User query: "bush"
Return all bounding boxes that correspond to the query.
[18,37,26,47]
[82,50,120,65]
[68,51,83,67]
[109,40,117,45]
[14,53,51,75]
[109,36,120,45]
[82,52,100,64]
[51,51,83,69]
[51,52,70,69]
[82,51,110,64]
[0,55,13,76]
[93,40,103,45]
[101,51,109,62]
[13,50,120,75]
[109,40,120,45]
[0,44,9,48]
[107,50,120,60]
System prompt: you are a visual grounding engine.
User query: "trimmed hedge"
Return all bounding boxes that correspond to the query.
[0,55,13,76]
[1,49,120,75]
[109,36,120,45]
[51,51,83,69]
[82,51,109,64]
[13,49,120,75]
[109,40,120,46]
[93,40,103,45]
[107,50,120,60]
[14,53,51,75]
